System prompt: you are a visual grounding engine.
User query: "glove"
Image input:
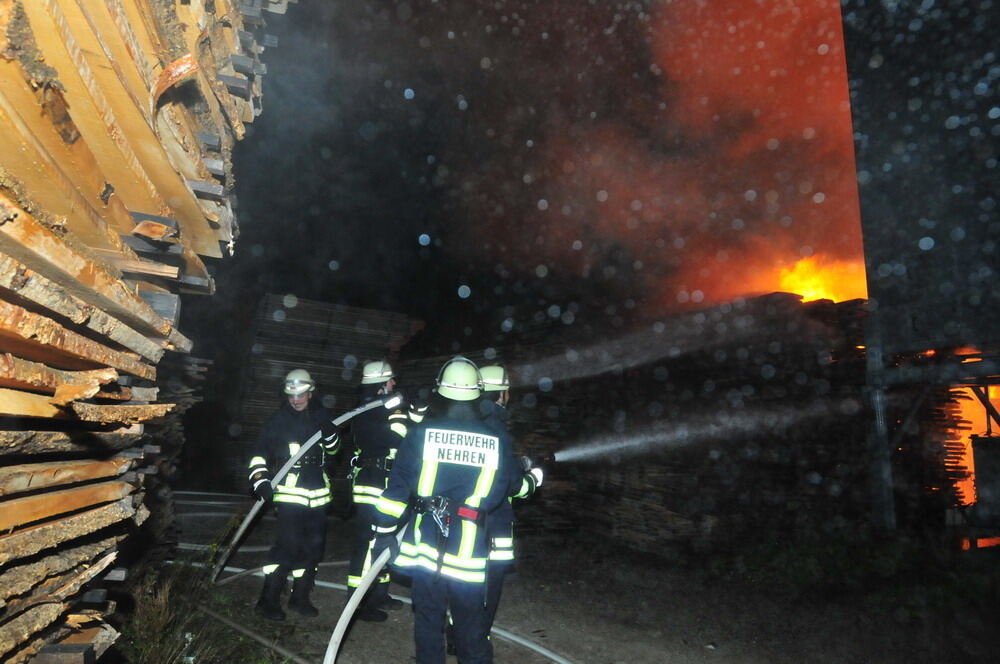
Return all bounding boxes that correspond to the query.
[529,467,544,487]
[321,422,340,442]
[371,531,400,562]
[250,477,273,504]
[526,466,544,491]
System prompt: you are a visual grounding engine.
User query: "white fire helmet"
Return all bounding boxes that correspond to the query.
[436,356,482,401]
[283,369,315,395]
[361,360,394,385]
[479,365,510,392]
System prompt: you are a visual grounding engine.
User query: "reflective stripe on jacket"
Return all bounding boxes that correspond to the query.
[372,409,518,584]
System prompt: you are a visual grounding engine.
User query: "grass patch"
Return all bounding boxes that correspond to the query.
[114,559,288,664]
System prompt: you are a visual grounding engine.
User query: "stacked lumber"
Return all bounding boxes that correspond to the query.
[0,0,290,660]
[402,295,888,556]
[231,293,424,483]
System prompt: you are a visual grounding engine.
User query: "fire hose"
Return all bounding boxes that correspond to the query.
[211,394,402,582]
[322,529,405,664]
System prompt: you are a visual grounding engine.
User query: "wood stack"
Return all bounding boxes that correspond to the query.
[402,295,887,556]
[230,293,424,482]
[0,0,289,660]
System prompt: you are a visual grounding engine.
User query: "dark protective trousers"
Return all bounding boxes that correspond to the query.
[480,564,509,658]
[267,503,327,572]
[348,502,389,600]
[412,573,490,664]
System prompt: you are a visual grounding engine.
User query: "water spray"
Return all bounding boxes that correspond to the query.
[509,297,828,388]
[551,400,836,464]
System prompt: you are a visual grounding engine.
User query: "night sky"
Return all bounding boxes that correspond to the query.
[186,0,878,358]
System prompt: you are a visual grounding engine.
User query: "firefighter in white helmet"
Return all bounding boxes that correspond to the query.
[368,357,519,663]
[345,360,406,621]
[474,365,542,657]
[247,369,340,620]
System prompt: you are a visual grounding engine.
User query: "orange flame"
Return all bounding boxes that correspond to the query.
[777,256,868,303]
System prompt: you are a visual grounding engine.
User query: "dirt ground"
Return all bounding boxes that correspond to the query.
[174,492,998,664]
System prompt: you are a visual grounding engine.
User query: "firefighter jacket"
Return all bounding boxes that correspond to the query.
[372,402,519,584]
[479,399,536,566]
[248,400,339,509]
[350,392,407,507]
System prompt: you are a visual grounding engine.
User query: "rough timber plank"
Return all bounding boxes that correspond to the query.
[0,353,117,397]
[60,0,216,188]
[0,538,117,608]
[0,496,140,565]
[0,480,134,531]
[1,548,116,618]
[87,248,180,279]
[0,57,141,242]
[0,457,134,497]
[0,1,169,220]
[20,0,223,258]
[53,623,119,661]
[0,193,187,348]
[69,401,173,424]
[0,387,65,418]
[0,96,130,250]
[71,0,152,117]
[0,299,155,378]
[0,603,66,663]
[0,254,164,362]
[0,428,144,457]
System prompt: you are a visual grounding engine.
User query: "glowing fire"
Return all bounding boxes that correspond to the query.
[951,380,999,507]
[777,256,868,303]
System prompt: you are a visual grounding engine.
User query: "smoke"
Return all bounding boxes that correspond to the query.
[554,398,837,464]
[456,0,864,315]
[510,293,832,387]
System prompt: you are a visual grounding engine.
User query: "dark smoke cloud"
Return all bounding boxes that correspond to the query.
[192,0,865,356]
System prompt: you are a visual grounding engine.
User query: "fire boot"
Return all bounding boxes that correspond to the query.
[379,595,404,610]
[289,569,319,617]
[255,569,287,621]
[347,588,388,623]
[373,580,404,610]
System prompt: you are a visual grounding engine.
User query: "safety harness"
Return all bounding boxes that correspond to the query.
[413,495,485,575]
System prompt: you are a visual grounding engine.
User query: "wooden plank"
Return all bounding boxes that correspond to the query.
[0,428,144,457]
[0,480,134,531]
[69,401,173,424]
[2,550,116,622]
[136,291,180,326]
[0,87,135,249]
[0,299,155,378]
[0,1,169,222]
[0,535,117,616]
[0,47,148,246]
[0,254,164,361]
[20,0,222,258]
[0,537,119,607]
[54,623,118,660]
[0,193,185,347]
[0,387,64,419]
[0,496,144,565]
[0,603,66,663]
[0,353,118,402]
[87,248,180,279]
[0,457,134,498]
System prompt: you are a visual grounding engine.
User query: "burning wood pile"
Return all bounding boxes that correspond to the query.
[0,0,288,660]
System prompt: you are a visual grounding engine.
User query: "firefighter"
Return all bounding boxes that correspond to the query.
[248,369,340,621]
[346,360,406,622]
[370,357,519,664]
[476,365,543,655]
